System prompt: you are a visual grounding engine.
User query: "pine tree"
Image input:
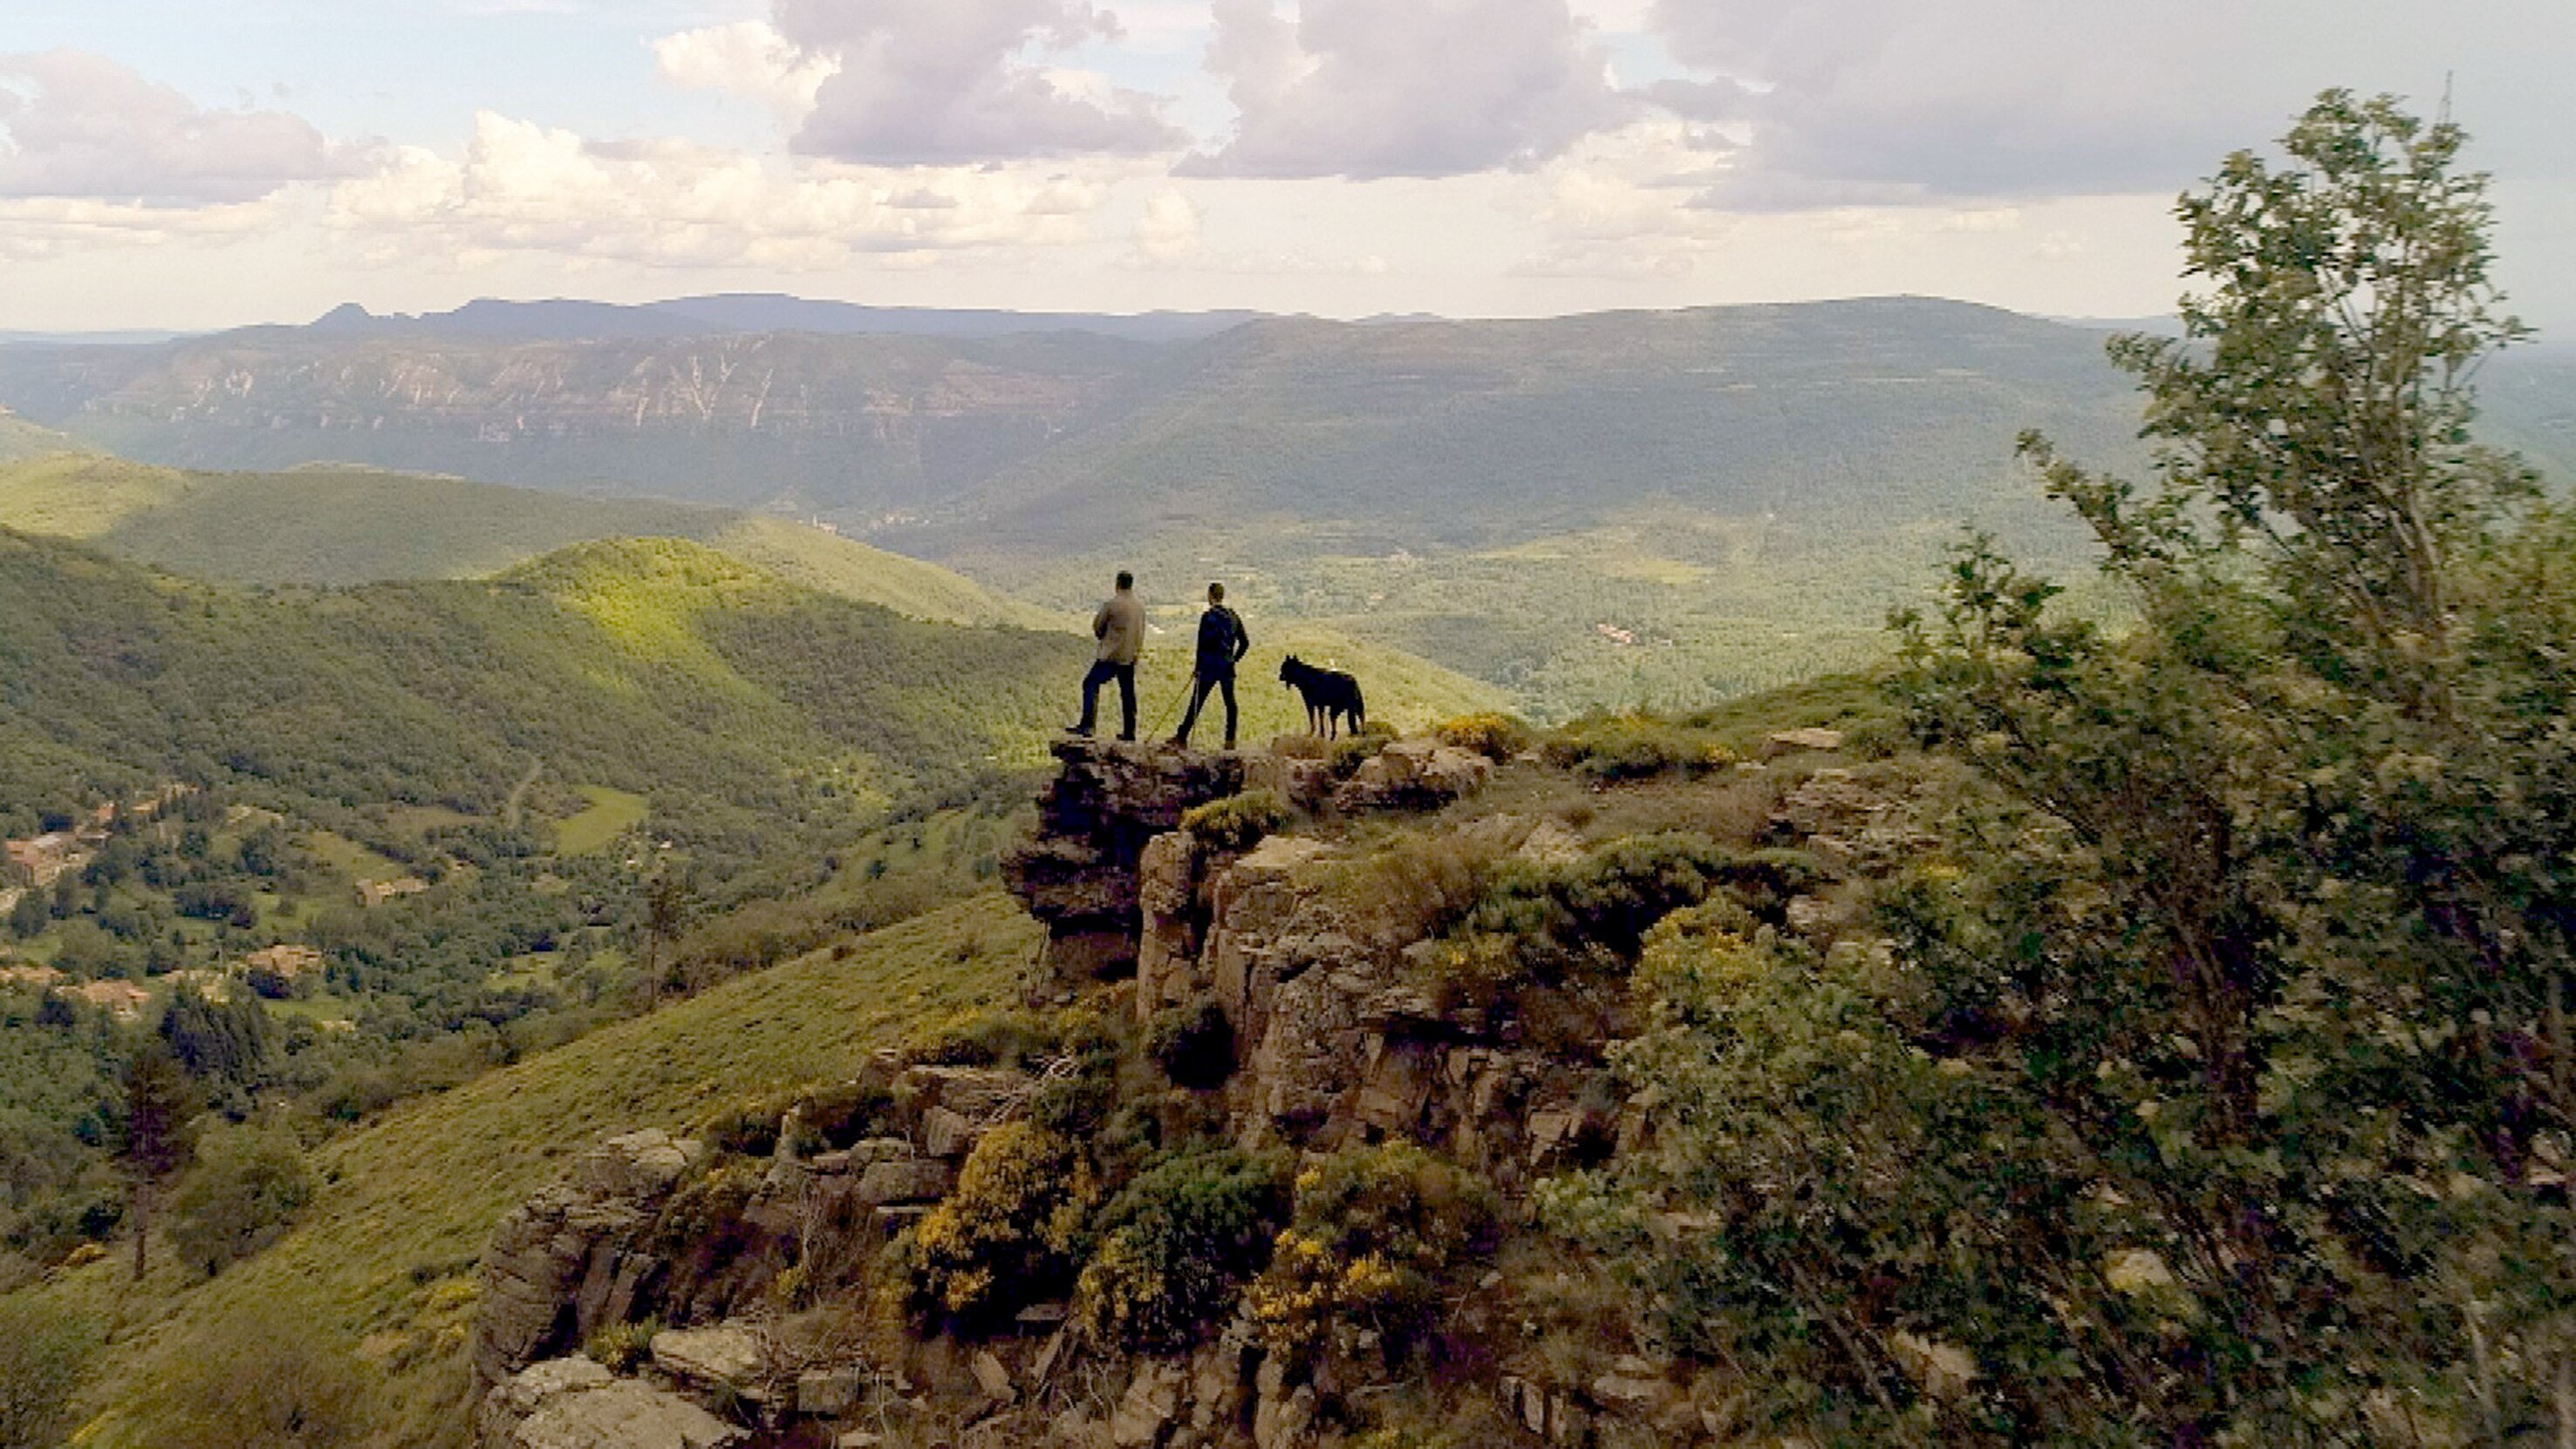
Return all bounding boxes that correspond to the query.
[118,1042,198,1281]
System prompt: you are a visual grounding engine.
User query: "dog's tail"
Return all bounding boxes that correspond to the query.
[1351,681,1366,731]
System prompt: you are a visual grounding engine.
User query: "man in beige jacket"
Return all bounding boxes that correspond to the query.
[1069,570,1145,742]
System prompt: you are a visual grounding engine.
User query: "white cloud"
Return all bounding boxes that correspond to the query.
[0,50,369,206]
[1647,0,2576,208]
[652,21,839,122]
[0,195,283,261]
[1132,187,1204,261]
[326,112,1128,270]
[773,0,1183,164]
[1513,119,1732,276]
[1186,0,1632,180]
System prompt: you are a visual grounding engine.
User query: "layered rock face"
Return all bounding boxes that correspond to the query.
[1002,740,1246,990]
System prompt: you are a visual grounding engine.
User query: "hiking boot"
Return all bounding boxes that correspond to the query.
[1063,724,1094,737]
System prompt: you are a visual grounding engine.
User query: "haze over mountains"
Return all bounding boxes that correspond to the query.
[7,296,2566,550]
[5,292,2566,714]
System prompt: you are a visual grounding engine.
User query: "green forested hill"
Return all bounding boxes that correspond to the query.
[0,529,1500,836]
[0,454,1049,627]
[0,530,1071,836]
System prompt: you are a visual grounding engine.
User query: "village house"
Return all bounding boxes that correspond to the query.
[357,876,431,907]
[241,943,324,981]
[167,968,236,1001]
[3,832,88,890]
[74,980,150,1021]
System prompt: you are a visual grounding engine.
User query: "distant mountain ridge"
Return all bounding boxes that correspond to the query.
[300,294,1262,344]
[8,297,2562,548]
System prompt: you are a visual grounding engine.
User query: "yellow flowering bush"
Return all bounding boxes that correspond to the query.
[899,1121,1097,1329]
[1432,713,1532,761]
[1246,1143,1497,1364]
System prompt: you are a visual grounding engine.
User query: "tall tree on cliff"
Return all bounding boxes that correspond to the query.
[118,1041,198,1281]
[1553,92,2576,1443]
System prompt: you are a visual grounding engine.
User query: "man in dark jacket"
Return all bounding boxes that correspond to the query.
[1069,571,1145,742]
[1171,581,1250,750]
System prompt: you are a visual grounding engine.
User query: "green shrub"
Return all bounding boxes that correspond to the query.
[1464,834,1820,961]
[648,1159,764,1267]
[901,1121,1097,1329]
[167,1125,317,1278]
[1433,713,1532,761]
[784,1081,896,1156]
[1180,789,1292,852]
[695,1096,789,1158]
[1540,715,1736,783]
[1414,932,1527,1016]
[143,1296,365,1447]
[899,1004,1056,1070]
[1247,1143,1498,1364]
[1073,1145,1290,1351]
[584,1316,661,1373]
[1145,997,1236,1090]
[0,1298,97,1449]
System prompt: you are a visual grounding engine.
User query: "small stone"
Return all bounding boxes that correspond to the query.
[797,1366,867,1418]
[837,1433,885,1449]
[856,1158,951,1206]
[973,1349,1015,1402]
[922,1106,982,1159]
[1031,1329,1069,1387]
[1767,726,1845,752]
[1111,1362,1186,1447]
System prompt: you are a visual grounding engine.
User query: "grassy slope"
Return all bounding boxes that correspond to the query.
[0,454,1045,627]
[0,409,84,464]
[29,898,1038,1448]
[711,515,1064,631]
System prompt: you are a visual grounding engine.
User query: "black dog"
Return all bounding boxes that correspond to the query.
[1279,655,1366,738]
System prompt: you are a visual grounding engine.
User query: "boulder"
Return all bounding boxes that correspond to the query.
[1766,726,1847,754]
[899,1065,1028,1123]
[1331,740,1492,813]
[570,1131,703,1202]
[479,1357,743,1449]
[1110,1361,1187,1448]
[1135,831,1207,1019]
[651,1324,764,1395]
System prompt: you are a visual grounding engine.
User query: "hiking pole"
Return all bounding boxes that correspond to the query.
[1145,680,1191,742]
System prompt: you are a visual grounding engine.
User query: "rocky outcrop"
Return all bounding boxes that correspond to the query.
[1003,740,1246,991]
[1330,739,1493,813]
[473,735,1765,1449]
[477,1357,745,1449]
[475,1131,704,1397]
[1767,764,1940,875]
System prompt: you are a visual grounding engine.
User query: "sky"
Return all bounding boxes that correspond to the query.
[0,0,2569,333]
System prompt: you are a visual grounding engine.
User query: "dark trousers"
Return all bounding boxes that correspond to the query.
[1077,660,1137,740]
[1173,671,1237,748]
